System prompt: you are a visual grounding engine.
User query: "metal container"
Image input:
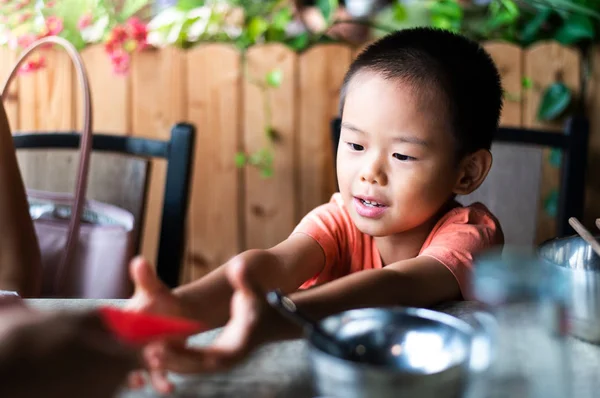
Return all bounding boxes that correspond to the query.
[307,307,491,398]
[539,234,600,343]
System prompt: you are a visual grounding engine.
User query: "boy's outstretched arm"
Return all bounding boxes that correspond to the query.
[127,233,326,330]
[145,255,461,378]
[289,256,461,320]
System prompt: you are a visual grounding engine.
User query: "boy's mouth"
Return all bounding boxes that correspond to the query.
[359,199,384,207]
[353,196,389,218]
[354,195,388,207]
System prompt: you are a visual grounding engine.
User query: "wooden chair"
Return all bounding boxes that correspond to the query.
[13,123,195,288]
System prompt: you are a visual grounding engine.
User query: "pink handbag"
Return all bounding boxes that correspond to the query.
[1,36,135,299]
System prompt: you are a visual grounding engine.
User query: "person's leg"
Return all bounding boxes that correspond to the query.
[0,102,41,297]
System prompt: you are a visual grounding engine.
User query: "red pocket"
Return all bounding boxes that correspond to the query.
[99,306,206,345]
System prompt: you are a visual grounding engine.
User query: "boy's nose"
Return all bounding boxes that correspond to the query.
[360,161,387,186]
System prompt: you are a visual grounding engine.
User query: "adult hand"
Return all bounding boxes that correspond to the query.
[0,303,140,398]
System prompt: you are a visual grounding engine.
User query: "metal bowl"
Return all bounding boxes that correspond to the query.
[307,307,491,398]
[539,234,600,343]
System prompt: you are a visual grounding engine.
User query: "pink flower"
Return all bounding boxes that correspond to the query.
[46,0,55,6]
[109,48,130,75]
[16,33,37,48]
[77,13,93,30]
[45,16,63,35]
[104,25,129,55]
[127,17,148,46]
[18,12,32,23]
[109,25,128,44]
[104,39,120,54]
[14,0,30,9]
[19,57,46,74]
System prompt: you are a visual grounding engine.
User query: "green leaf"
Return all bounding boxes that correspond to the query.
[501,0,519,18]
[487,12,516,29]
[272,8,292,31]
[235,152,246,168]
[392,3,408,21]
[555,14,595,45]
[177,0,205,11]
[503,91,521,102]
[538,82,572,121]
[316,0,339,22]
[548,148,562,168]
[248,152,261,166]
[522,76,533,89]
[259,147,274,164]
[51,0,89,32]
[543,189,558,218]
[535,0,600,21]
[428,0,463,20]
[431,15,459,32]
[265,126,276,140]
[287,32,309,51]
[247,16,268,42]
[265,69,283,88]
[266,28,286,42]
[487,0,519,29]
[489,0,501,16]
[521,8,552,44]
[260,167,274,178]
[120,0,149,21]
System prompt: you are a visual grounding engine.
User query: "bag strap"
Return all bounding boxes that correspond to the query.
[0,36,93,294]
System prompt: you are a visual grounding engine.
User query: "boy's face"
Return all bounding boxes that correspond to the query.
[337,71,463,237]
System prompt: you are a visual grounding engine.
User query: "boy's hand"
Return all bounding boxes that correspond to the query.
[124,257,192,394]
[138,258,296,392]
[125,257,186,318]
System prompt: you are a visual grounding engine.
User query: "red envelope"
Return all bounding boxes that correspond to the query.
[99,306,206,345]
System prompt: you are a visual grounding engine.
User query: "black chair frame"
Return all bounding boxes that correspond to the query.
[13,123,196,288]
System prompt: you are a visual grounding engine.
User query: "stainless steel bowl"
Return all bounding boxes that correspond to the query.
[307,307,491,398]
[539,234,600,343]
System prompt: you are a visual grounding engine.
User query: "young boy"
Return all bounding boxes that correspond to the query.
[127,27,504,393]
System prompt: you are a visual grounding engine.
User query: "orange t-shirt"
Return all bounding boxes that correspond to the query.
[292,193,504,300]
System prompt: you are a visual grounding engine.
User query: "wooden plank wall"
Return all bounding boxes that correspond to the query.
[185,44,241,281]
[0,41,596,285]
[523,43,581,244]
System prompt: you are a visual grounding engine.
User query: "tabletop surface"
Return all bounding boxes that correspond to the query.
[26,299,600,398]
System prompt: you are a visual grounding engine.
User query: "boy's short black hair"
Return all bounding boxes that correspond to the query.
[339,27,503,158]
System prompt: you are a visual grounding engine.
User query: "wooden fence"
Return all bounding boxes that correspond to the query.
[0,41,598,284]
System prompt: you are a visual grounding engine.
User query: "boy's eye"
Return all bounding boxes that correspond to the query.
[393,153,416,161]
[346,142,364,151]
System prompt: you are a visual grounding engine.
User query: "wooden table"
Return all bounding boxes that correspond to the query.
[27,299,600,398]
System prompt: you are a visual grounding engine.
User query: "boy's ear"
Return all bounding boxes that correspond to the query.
[453,149,493,195]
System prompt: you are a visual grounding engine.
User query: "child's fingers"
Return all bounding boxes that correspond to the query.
[142,343,176,394]
[149,369,174,395]
[130,256,165,298]
[126,371,146,389]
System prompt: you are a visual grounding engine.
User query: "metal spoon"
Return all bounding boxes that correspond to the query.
[266,289,366,362]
